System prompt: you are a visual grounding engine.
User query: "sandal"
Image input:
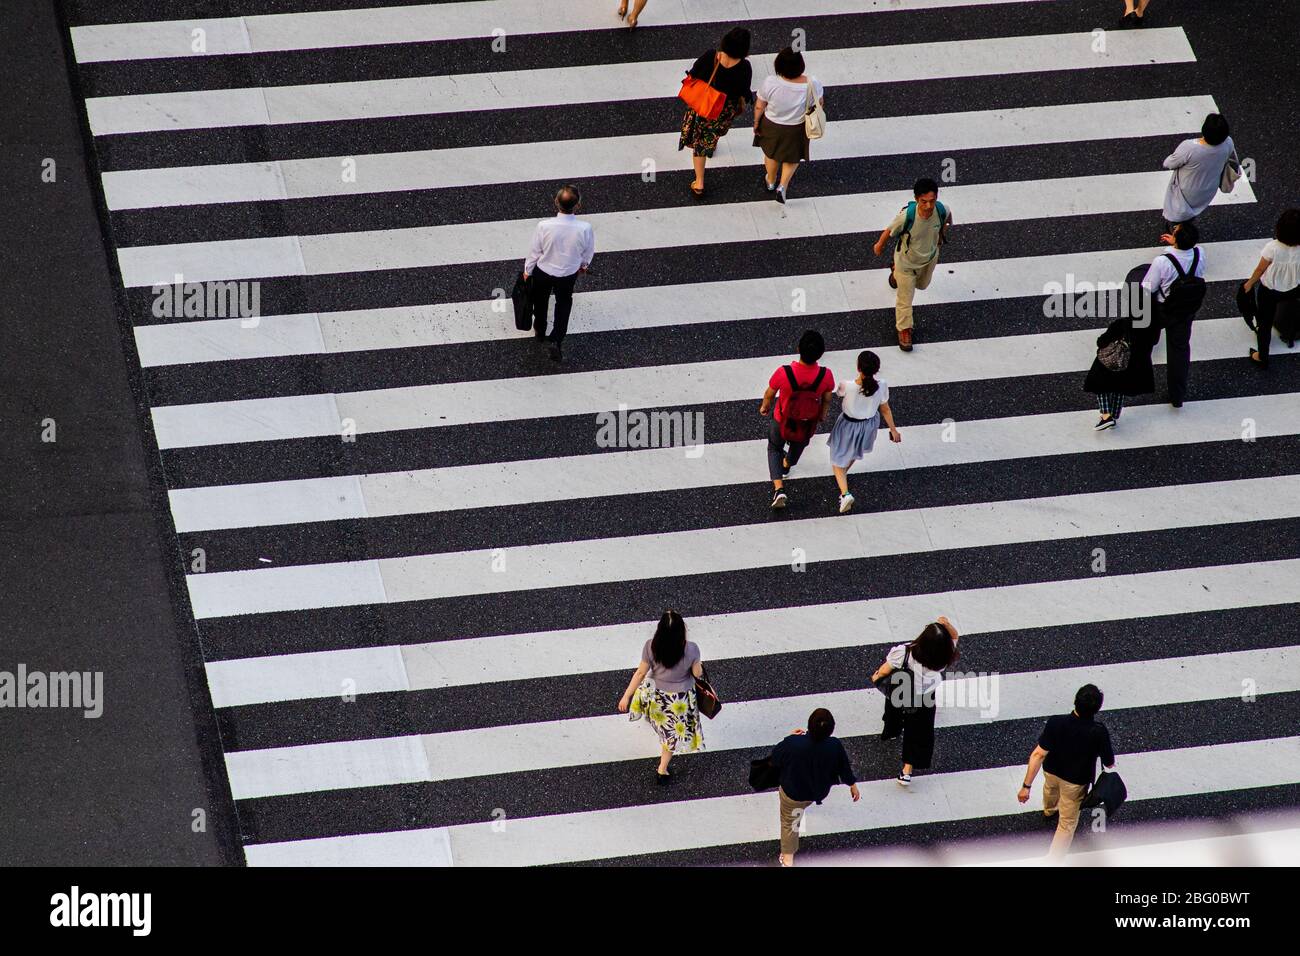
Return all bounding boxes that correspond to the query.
[617,2,627,17]
[690,182,705,198]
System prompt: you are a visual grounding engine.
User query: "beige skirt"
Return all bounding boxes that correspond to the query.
[754,114,809,163]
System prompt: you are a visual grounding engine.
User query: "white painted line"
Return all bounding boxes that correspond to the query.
[85,29,1195,135]
[186,476,1300,617]
[134,239,1268,364]
[242,736,1300,865]
[205,557,1300,706]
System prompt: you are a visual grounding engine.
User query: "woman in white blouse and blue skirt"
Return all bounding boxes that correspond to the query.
[870,618,959,787]
[828,351,900,513]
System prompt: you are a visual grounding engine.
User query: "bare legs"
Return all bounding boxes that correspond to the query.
[762,156,800,193]
[832,465,849,495]
[691,154,706,193]
[627,0,649,27]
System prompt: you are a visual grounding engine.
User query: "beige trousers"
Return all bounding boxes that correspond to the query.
[1043,771,1089,857]
[893,253,939,330]
[778,787,814,856]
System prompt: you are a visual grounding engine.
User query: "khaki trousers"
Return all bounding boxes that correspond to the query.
[778,787,814,856]
[1043,771,1089,857]
[893,253,939,331]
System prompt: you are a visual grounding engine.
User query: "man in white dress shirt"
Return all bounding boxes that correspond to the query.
[1140,221,1206,407]
[523,185,595,362]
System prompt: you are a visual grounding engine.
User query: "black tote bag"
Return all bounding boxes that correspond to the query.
[749,756,781,792]
[511,273,533,331]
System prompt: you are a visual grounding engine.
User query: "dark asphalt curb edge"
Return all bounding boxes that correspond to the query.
[51,0,246,868]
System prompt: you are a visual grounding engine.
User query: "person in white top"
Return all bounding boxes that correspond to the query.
[752,47,824,204]
[870,618,960,787]
[523,185,595,362]
[1246,208,1300,367]
[1140,221,1205,407]
[827,351,900,514]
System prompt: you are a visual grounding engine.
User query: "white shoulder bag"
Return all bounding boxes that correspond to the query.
[803,78,826,140]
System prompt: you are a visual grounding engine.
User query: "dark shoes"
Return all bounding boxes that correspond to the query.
[898,328,913,352]
[549,343,562,362]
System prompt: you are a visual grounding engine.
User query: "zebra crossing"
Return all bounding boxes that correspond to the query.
[63,0,1300,865]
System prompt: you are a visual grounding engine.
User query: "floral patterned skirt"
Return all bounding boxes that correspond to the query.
[678,99,743,159]
[628,680,704,754]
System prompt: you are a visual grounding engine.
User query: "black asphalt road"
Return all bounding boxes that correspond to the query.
[0,0,240,866]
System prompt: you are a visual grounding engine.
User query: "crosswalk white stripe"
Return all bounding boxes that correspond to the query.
[223,647,1299,798]
[148,313,1265,449]
[84,29,1195,136]
[185,475,1300,618]
[70,0,1059,63]
[102,95,1213,209]
[171,390,1300,533]
[134,239,1268,365]
[205,557,1300,707]
[241,737,1300,865]
[117,168,1255,288]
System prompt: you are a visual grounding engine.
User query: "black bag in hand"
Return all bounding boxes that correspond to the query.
[511,273,532,331]
[749,756,781,791]
[1081,769,1127,818]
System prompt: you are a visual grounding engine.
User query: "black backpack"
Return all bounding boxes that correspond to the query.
[1160,248,1206,322]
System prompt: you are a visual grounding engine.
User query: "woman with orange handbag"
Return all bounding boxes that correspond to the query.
[678,28,753,199]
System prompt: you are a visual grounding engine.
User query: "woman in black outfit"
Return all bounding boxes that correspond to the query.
[1083,265,1161,430]
[870,618,959,786]
[678,28,752,198]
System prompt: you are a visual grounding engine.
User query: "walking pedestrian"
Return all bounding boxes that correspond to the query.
[615,0,648,29]
[1161,113,1235,230]
[828,350,900,514]
[759,329,835,510]
[752,46,824,204]
[1083,266,1161,430]
[1119,0,1152,27]
[769,708,860,867]
[871,178,953,352]
[618,610,704,784]
[870,617,959,787]
[1246,208,1300,367]
[1141,221,1206,407]
[523,185,594,363]
[1018,684,1117,858]
[679,28,752,198]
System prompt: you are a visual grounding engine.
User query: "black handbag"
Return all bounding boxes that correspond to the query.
[694,665,722,719]
[873,647,925,715]
[511,273,532,331]
[1081,769,1127,818]
[749,755,781,791]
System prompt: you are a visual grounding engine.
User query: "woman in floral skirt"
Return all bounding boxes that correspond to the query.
[678,28,752,198]
[618,610,705,784]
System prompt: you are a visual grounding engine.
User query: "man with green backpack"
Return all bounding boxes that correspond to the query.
[871,177,953,352]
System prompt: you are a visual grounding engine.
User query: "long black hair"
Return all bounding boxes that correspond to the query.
[651,610,687,668]
[909,622,957,671]
[856,350,881,397]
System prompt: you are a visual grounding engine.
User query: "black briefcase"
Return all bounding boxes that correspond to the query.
[749,756,781,792]
[511,273,532,331]
[1081,769,1127,818]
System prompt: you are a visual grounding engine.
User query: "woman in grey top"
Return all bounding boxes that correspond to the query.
[618,610,705,784]
[1162,113,1235,227]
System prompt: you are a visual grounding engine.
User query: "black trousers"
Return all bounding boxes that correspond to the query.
[881,694,938,770]
[1162,310,1194,404]
[530,267,579,344]
[767,417,810,482]
[1255,283,1300,361]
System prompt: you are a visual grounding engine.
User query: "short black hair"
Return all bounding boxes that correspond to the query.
[913,177,939,198]
[773,47,805,80]
[1174,220,1199,249]
[556,185,581,213]
[808,708,835,740]
[720,27,751,60]
[1074,684,1104,719]
[1202,113,1230,146]
[1276,208,1300,246]
[798,329,825,363]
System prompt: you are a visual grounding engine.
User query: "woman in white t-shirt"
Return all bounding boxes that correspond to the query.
[870,618,959,787]
[1246,208,1300,367]
[752,46,824,204]
[828,351,900,514]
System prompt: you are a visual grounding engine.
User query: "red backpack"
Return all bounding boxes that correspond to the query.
[779,364,827,443]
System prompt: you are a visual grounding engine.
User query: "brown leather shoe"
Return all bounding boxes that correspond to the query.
[898,328,913,351]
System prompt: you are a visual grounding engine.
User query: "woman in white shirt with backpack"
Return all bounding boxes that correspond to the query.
[828,350,900,514]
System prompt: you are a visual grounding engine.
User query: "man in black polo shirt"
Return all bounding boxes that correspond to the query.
[1017,684,1116,857]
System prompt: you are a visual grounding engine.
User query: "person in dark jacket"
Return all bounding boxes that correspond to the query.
[1082,265,1161,430]
[770,708,859,866]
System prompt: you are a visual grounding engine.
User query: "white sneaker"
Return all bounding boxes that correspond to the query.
[838,493,855,514]
[896,772,912,787]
